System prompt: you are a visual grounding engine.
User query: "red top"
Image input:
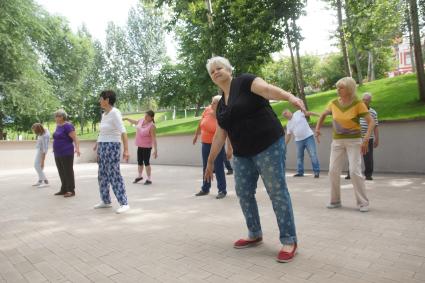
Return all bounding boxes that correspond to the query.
[200,106,217,144]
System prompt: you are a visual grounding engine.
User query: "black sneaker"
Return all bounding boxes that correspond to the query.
[133,177,143,183]
[195,190,209,196]
[144,180,152,185]
[216,192,227,199]
[365,176,373,180]
[314,173,319,178]
[293,173,304,177]
[226,170,233,175]
[345,175,351,180]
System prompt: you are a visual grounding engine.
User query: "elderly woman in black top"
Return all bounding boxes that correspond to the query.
[204,56,305,262]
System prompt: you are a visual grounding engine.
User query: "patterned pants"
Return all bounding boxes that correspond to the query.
[233,137,297,245]
[97,142,128,205]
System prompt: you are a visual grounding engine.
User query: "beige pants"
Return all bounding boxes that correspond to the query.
[329,138,369,207]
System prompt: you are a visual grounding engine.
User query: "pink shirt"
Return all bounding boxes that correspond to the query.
[135,119,154,148]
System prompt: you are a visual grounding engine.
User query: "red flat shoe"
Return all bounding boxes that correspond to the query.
[277,243,297,263]
[233,237,263,249]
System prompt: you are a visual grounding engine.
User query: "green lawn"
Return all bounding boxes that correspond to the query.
[273,73,425,126]
[17,74,425,141]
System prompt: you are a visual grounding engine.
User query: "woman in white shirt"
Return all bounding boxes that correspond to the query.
[32,123,50,188]
[93,90,130,214]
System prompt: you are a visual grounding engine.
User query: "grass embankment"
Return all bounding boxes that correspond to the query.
[273,73,425,126]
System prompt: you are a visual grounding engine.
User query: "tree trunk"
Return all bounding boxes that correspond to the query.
[409,0,425,102]
[0,111,4,140]
[352,40,363,85]
[367,51,372,81]
[205,0,214,55]
[406,3,416,73]
[294,40,309,112]
[370,52,375,81]
[344,0,361,84]
[285,20,300,96]
[194,99,203,117]
[292,18,309,111]
[337,0,352,77]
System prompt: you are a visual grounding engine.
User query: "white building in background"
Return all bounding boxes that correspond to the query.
[391,36,425,76]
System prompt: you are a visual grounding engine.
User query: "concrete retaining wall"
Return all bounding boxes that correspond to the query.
[1,120,424,173]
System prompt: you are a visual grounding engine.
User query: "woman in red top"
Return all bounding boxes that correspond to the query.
[193,95,228,199]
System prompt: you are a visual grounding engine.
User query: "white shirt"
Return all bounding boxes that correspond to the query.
[97,108,126,143]
[36,129,50,153]
[286,110,314,141]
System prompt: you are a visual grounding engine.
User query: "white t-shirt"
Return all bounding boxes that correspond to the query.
[97,108,126,143]
[286,110,314,141]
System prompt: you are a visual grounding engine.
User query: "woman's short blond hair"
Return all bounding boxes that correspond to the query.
[54,109,68,120]
[336,77,357,98]
[206,56,233,75]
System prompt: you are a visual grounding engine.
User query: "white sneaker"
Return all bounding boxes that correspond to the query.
[37,183,49,188]
[116,205,130,214]
[327,203,342,209]
[359,206,369,212]
[94,202,112,209]
[32,181,42,187]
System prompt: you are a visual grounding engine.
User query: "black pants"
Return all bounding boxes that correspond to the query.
[137,147,152,166]
[363,139,374,178]
[55,155,75,193]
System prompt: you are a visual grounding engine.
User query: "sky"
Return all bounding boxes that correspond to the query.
[35,0,339,60]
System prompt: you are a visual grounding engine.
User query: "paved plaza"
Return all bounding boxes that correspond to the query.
[0,163,424,283]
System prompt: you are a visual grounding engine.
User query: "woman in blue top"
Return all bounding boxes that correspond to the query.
[204,56,305,263]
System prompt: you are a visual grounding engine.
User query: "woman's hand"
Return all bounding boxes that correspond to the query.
[361,138,369,155]
[204,160,214,182]
[153,150,158,159]
[192,135,198,145]
[314,129,321,143]
[75,149,81,157]
[289,96,306,112]
[93,143,98,151]
[123,150,130,163]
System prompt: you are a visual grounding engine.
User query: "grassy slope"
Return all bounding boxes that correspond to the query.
[77,74,424,139]
[273,73,425,127]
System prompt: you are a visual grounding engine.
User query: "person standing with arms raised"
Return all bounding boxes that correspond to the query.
[204,56,305,263]
[315,77,375,212]
[124,110,158,185]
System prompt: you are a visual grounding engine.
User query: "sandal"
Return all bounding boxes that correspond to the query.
[64,192,75,197]
[133,177,143,183]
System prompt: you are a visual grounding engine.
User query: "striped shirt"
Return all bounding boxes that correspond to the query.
[360,107,378,138]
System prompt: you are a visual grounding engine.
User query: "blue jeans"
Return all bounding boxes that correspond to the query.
[201,143,226,193]
[295,135,320,175]
[233,137,297,245]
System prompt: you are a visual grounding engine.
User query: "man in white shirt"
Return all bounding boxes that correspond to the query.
[283,109,320,178]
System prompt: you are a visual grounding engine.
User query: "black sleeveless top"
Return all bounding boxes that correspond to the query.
[216,74,284,157]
